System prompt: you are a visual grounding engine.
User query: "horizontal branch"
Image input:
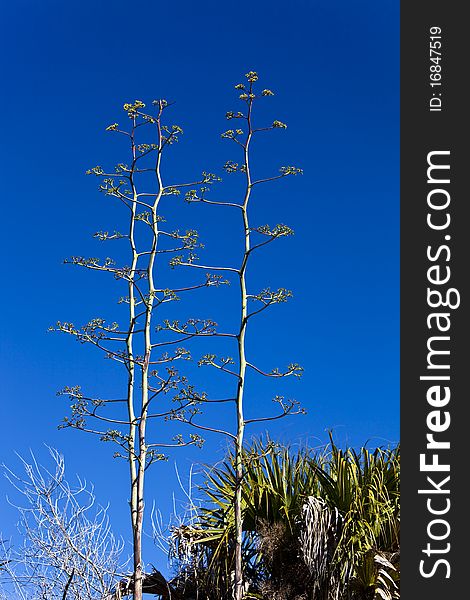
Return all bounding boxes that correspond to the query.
[177,262,239,274]
[186,197,244,209]
[179,417,236,440]
[244,407,305,425]
[246,361,304,378]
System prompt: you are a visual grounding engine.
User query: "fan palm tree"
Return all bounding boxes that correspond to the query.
[170,436,400,600]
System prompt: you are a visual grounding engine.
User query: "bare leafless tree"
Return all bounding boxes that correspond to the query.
[0,448,126,599]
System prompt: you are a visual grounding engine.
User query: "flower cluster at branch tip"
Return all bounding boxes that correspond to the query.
[152,98,168,108]
[280,166,303,176]
[221,129,244,140]
[222,160,246,174]
[162,124,183,145]
[86,165,104,176]
[93,231,126,241]
[163,187,181,196]
[245,71,259,83]
[201,171,221,185]
[252,224,294,237]
[250,287,293,305]
[123,100,145,117]
[226,111,245,120]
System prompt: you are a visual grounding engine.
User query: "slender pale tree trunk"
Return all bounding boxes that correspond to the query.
[234,96,253,600]
[133,107,164,600]
[127,120,139,567]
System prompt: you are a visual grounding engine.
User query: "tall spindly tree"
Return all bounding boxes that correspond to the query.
[172,71,305,599]
[53,100,224,600]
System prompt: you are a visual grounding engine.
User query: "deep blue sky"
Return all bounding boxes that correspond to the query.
[0,0,399,571]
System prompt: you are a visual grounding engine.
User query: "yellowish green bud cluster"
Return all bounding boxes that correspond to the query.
[123,100,145,117]
[226,111,245,120]
[85,165,104,176]
[280,166,303,176]
[245,71,259,82]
